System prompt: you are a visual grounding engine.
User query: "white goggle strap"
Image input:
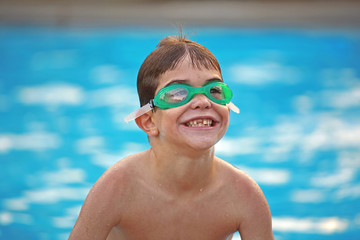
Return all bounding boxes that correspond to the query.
[226,102,240,114]
[124,100,154,123]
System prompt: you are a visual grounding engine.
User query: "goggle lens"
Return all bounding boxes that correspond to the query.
[160,88,188,103]
[210,85,225,100]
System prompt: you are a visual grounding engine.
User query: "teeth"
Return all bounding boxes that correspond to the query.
[186,119,213,127]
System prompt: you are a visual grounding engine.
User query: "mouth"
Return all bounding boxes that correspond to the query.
[184,118,215,128]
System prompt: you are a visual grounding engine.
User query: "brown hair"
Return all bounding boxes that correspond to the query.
[137,35,222,106]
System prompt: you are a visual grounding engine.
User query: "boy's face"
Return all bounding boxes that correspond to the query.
[150,56,230,151]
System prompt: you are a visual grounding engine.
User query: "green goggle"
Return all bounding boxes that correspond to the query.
[154,81,233,109]
[124,81,239,123]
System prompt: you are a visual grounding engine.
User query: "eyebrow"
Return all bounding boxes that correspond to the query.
[163,78,223,88]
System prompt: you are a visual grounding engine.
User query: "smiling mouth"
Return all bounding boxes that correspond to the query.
[185,119,214,127]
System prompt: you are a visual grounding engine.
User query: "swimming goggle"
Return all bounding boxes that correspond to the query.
[124,81,240,123]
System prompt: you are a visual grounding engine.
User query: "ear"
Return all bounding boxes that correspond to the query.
[135,112,159,137]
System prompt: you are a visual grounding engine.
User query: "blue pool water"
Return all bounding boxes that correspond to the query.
[0,26,359,240]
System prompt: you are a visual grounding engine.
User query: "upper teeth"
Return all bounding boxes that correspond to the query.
[186,119,213,127]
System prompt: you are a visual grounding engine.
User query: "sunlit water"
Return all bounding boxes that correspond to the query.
[0,27,359,240]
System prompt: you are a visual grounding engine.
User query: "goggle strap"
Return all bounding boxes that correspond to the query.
[124,100,154,123]
[226,102,240,114]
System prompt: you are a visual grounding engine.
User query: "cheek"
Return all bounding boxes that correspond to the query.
[219,107,231,132]
[153,112,174,137]
[218,105,231,119]
[159,111,186,139]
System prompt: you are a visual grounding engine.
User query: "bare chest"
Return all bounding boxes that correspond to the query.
[115,189,238,240]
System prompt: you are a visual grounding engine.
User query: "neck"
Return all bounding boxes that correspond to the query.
[147,144,216,196]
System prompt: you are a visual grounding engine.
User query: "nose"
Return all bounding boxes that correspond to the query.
[190,93,211,110]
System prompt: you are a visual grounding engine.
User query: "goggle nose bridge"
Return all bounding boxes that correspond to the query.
[187,86,210,101]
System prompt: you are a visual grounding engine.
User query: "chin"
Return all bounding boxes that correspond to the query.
[184,137,219,152]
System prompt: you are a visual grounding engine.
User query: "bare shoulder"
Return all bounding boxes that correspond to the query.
[87,150,148,205]
[215,158,263,198]
[216,157,269,209]
[96,151,144,187]
[215,157,274,240]
[69,151,147,239]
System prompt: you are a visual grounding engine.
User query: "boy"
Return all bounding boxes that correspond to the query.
[69,35,274,240]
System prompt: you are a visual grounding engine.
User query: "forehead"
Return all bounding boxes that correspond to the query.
[156,57,222,92]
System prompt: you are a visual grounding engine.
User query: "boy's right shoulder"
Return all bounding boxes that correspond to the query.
[98,151,146,184]
[69,152,148,237]
[89,151,148,199]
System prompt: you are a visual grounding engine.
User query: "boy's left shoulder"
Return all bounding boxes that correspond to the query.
[215,157,267,202]
[215,157,274,238]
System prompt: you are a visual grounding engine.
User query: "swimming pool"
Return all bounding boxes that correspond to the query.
[0,26,359,240]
